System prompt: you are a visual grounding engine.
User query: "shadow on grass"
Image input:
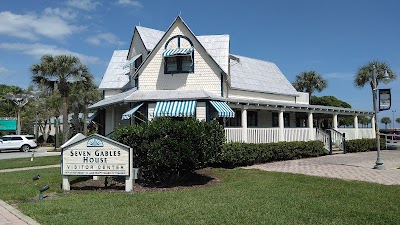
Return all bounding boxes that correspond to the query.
[68,170,216,192]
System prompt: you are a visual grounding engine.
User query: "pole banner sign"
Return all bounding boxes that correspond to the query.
[379,89,391,111]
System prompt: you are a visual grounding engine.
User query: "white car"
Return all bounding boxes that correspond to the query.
[0,135,38,152]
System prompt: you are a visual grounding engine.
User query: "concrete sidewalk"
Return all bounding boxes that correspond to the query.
[245,150,400,185]
[0,200,40,225]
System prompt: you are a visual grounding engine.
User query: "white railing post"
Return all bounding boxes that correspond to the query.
[242,106,248,143]
[279,109,284,141]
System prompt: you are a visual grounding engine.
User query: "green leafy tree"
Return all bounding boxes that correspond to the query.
[311,96,351,108]
[358,115,371,128]
[293,71,328,103]
[31,55,92,143]
[380,117,391,129]
[396,118,400,126]
[69,75,100,136]
[354,61,396,90]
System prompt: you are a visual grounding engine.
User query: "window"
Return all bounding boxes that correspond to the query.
[272,112,290,127]
[134,55,142,69]
[164,55,193,74]
[248,111,258,127]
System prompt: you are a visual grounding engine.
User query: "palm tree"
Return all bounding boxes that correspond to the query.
[31,55,91,144]
[354,61,396,90]
[381,117,391,129]
[396,118,400,126]
[292,71,328,103]
[69,74,100,136]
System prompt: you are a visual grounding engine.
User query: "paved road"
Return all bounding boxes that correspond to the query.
[0,147,60,160]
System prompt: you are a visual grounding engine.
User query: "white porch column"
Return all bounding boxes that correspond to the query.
[278,109,284,142]
[241,106,248,143]
[308,111,314,140]
[354,114,359,139]
[333,113,338,130]
[371,114,376,137]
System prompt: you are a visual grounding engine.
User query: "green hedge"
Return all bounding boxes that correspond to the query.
[345,138,385,153]
[112,117,224,185]
[218,141,325,168]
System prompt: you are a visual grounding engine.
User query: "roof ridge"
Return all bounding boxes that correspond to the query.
[230,54,275,64]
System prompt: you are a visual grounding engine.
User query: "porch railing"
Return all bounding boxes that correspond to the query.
[225,127,310,143]
[315,128,330,152]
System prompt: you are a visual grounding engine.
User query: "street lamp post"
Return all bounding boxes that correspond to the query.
[372,65,390,170]
[392,110,396,130]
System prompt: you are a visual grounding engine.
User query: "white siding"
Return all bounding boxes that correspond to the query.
[229,89,297,103]
[147,103,156,121]
[196,102,206,121]
[138,22,223,96]
[128,29,148,60]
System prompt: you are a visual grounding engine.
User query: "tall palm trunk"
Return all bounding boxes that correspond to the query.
[83,106,88,136]
[62,96,69,144]
[17,108,21,135]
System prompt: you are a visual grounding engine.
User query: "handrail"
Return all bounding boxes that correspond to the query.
[315,128,330,153]
[326,129,346,154]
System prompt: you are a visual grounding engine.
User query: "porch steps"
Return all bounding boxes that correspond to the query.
[331,146,344,155]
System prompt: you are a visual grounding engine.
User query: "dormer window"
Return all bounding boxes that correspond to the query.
[164,54,193,74]
[162,35,194,74]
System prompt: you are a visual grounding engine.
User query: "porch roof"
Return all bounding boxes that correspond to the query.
[227,97,374,115]
[88,89,226,109]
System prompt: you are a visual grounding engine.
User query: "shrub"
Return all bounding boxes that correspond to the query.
[113,117,224,185]
[345,138,385,153]
[218,141,325,168]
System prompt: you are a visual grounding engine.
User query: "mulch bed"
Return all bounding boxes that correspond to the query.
[69,168,220,193]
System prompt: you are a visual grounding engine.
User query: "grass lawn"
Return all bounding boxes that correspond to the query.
[0,156,60,170]
[0,167,399,225]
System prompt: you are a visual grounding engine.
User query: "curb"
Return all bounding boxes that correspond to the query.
[0,200,40,225]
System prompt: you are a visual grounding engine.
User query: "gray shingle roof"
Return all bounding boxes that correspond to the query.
[136,26,164,51]
[229,54,298,96]
[88,89,226,109]
[98,50,130,90]
[197,35,229,74]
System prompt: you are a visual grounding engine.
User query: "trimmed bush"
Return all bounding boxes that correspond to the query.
[345,138,385,153]
[218,141,325,168]
[112,117,224,185]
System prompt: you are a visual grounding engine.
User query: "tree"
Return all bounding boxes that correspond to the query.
[381,117,391,129]
[359,115,371,128]
[311,96,351,108]
[293,71,328,103]
[396,118,400,126]
[354,61,396,90]
[68,74,100,136]
[31,55,92,144]
[4,93,34,134]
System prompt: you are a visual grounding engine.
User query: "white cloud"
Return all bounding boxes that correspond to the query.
[86,33,124,46]
[0,43,100,65]
[43,7,78,20]
[0,11,84,41]
[66,0,101,11]
[324,72,355,80]
[0,66,9,74]
[117,0,143,8]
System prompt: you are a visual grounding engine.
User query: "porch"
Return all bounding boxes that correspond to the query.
[225,127,375,143]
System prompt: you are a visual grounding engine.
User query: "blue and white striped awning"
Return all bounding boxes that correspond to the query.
[161,48,194,57]
[123,54,142,69]
[153,101,196,117]
[122,103,144,120]
[210,101,235,118]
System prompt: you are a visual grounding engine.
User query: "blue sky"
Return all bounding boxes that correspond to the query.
[0,0,399,126]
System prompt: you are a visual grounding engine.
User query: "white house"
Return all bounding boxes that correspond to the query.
[89,16,375,148]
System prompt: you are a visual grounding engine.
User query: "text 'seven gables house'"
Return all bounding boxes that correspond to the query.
[89,16,375,150]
